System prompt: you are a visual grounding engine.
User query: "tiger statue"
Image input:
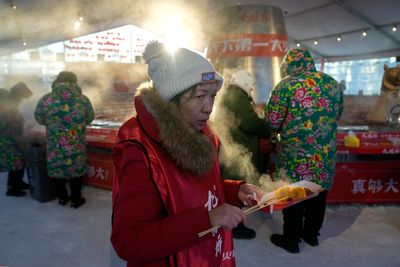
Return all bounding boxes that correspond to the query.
[367,64,400,124]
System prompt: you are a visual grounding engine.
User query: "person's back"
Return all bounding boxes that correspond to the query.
[35,71,95,208]
[214,70,271,240]
[0,83,32,196]
[216,70,270,182]
[38,82,91,154]
[266,48,343,189]
[265,48,343,254]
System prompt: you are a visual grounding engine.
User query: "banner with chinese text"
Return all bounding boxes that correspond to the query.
[207,33,288,59]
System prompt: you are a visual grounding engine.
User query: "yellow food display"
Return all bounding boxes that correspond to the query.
[344,133,360,148]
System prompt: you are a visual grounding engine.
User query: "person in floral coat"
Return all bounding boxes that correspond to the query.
[0,83,33,196]
[34,71,95,208]
[265,48,343,253]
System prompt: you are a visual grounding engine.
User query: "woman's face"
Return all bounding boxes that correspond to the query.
[178,81,219,132]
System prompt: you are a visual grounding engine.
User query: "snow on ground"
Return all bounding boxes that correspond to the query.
[1,172,399,267]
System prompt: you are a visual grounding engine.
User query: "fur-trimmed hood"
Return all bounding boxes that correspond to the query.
[134,85,216,176]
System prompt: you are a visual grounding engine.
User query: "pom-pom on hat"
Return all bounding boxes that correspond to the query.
[143,41,223,100]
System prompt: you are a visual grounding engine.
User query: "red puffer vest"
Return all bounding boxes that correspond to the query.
[113,89,235,267]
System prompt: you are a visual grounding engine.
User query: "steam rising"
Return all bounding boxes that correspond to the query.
[2,0,289,193]
[0,0,211,55]
[1,0,212,132]
[211,88,289,194]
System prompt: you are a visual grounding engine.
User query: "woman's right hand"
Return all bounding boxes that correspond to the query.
[208,203,246,229]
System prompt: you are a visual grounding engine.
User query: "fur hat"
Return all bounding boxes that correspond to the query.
[143,41,223,100]
[230,69,255,97]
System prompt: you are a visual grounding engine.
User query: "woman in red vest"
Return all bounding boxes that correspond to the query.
[111,41,264,267]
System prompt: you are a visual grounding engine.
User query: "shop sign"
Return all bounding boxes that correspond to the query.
[86,152,114,190]
[351,178,399,194]
[207,33,288,58]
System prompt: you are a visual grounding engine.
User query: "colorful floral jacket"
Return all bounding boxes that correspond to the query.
[265,48,343,190]
[34,82,95,178]
[0,89,25,172]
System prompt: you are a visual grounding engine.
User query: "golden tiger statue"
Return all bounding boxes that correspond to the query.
[367,64,400,124]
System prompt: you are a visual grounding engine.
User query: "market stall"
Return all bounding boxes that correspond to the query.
[330,128,400,203]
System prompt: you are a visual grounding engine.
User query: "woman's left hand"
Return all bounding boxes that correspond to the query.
[238,183,265,206]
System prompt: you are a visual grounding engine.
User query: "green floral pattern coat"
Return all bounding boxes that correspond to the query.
[34,82,95,179]
[0,90,25,172]
[265,48,343,190]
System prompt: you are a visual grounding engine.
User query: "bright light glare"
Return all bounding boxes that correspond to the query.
[162,13,188,53]
[73,21,81,31]
[146,4,201,53]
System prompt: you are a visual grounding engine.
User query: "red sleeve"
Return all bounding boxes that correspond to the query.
[222,179,246,207]
[111,143,212,264]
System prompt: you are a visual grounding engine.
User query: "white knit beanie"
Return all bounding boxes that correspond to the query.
[143,41,223,100]
[230,69,255,97]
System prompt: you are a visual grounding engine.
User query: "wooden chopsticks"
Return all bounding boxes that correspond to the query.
[197,196,288,237]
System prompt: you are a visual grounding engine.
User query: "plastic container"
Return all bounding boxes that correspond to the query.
[25,142,57,202]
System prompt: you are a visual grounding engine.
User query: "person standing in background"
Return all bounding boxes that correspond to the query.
[0,83,33,196]
[34,71,95,208]
[214,69,271,239]
[265,48,343,253]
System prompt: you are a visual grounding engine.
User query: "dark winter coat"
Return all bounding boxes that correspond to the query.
[0,89,25,171]
[215,85,271,182]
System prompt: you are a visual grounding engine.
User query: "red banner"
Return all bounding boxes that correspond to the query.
[87,151,114,190]
[207,33,288,59]
[328,162,400,203]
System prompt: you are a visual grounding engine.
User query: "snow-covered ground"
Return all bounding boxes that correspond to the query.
[1,172,399,267]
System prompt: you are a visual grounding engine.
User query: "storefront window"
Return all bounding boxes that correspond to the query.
[316,57,397,96]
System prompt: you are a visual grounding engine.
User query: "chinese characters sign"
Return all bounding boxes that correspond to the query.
[328,161,400,203]
[351,178,399,194]
[207,33,288,58]
[86,151,114,189]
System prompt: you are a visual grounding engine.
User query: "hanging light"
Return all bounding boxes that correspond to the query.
[296,42,301,47]
[362,30,367,37]
[336,35,342,42]
[73,20,81,31]
[392,25,397,32]
[12,5,16,10]
[314,40,318,45]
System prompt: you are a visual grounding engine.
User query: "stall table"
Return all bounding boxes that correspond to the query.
[86,126,118,190]
[85,126,400,203]
[329,130,400,203]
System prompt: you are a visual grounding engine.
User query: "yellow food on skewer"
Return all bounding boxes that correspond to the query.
[274,186,292,199]
[199,185,314,237]
[274,186,307,202]
[289,186,306,200]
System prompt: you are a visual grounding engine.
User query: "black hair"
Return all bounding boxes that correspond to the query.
[170,84,198,105]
